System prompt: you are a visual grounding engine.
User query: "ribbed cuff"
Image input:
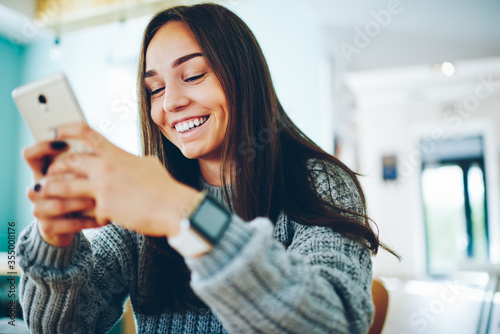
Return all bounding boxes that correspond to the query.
[185,215,252,278]
[17,220,81,270]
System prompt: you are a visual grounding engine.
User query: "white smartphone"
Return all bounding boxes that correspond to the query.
[12,73,95,218]
[11,72,87,141]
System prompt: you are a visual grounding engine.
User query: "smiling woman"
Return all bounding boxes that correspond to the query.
[16,3,396,334]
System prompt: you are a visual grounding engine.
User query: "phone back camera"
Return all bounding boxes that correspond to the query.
[38,94,47,104]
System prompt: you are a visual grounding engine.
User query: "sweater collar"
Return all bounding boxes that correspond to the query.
[198,174,233,208]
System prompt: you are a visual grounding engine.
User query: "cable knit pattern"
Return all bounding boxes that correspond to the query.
[16,159,374,333]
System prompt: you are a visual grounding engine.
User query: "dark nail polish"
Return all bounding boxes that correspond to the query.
[69,212,82,218]
[34,184,41,192]
[41,156,51,176]
[50,141,68,150]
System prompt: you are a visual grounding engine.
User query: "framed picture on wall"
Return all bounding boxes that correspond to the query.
[382,155,397,181]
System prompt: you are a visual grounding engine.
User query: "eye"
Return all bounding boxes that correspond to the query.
[150,87,164,96]
[185,73,206,83]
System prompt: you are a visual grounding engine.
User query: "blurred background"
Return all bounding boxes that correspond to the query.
[0,0,499,333]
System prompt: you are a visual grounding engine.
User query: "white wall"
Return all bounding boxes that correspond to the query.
[230,0,327,150]
[346,57,500,278]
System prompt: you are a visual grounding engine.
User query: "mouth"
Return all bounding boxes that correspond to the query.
[174,115,210,133]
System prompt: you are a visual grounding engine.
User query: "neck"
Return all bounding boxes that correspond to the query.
[198,158,230,187]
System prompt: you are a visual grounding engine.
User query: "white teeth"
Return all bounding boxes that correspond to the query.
[175,116,209,133]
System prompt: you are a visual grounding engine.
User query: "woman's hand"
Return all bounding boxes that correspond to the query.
[24,140,99,247]
[38,122,199,238]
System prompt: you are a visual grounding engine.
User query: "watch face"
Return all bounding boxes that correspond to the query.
[191,197,231,243]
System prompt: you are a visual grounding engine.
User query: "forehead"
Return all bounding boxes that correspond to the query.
[145,21,201,70]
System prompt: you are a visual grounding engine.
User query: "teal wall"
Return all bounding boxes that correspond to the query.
[0,36,25,250]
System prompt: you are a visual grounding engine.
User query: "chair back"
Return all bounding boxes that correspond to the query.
[368,279,389,334]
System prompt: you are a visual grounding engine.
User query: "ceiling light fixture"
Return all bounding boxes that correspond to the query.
[441,62,455,76]
[49,35,61,61]
[433,61,455,77]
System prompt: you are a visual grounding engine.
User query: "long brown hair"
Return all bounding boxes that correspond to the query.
[135,3,398,314]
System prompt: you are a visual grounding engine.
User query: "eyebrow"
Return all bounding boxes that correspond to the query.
[144,52,204,78]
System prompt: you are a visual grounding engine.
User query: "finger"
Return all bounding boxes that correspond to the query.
[41,175,94,198]
[55,122,109,152]
[27,183,43,201]
[32,198,95,218]
[23,140,70,180]
[46,152,106,178]
[38,218,100,236]
[27,174,87,201]
[95,216,112,227]
[46,153,94,177]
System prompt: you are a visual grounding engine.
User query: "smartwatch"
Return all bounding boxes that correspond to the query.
[168,191,232,258]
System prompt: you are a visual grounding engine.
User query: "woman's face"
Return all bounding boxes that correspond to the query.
[145,21,229,161]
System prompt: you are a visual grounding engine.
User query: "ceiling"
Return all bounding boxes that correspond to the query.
[0,0,180,43]
[308,0,500,71]
[1,0,499,72]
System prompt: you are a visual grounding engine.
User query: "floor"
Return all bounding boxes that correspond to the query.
[380,275,499,334]
[116,276,496,334]
[22,270,493,334]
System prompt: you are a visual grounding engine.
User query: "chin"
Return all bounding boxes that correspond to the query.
[180,148,203,160]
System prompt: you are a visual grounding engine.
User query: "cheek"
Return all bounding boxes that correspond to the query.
[150,102,164,127]
[218,96,230,127]
[149,102,176,143]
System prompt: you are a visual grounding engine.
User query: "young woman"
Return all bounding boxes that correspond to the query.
[17,3,395,333]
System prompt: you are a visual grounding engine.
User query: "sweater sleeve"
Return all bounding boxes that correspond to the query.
[16,221,136,334]
[185,162,374,334]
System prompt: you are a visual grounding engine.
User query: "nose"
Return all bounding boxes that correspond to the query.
[163,83,190,113]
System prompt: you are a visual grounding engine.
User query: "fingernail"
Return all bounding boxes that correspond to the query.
[34,183,41,192]
[50,141,68,150]
[41,157,50,175]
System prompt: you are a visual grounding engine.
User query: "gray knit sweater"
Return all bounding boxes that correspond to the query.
[17,159,374,333]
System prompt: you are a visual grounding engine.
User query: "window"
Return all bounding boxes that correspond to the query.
[420,136,488,275]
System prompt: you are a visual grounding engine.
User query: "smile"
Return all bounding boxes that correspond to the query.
[174,116,210,133]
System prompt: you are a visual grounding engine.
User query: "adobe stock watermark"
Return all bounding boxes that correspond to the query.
[339,0,411,63]
[99,92,138,136]
[48,90,138,175]
[49,126,106,174]
[441,74,499,130]
[402,281,465,333]
[234,115,287,176]
[8,0,70,45]
[397,74,500,180]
